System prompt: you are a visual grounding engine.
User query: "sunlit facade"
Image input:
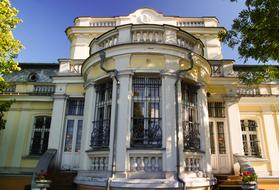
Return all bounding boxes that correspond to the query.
[1,8,279,190]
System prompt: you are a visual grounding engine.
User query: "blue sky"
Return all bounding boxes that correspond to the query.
[11,0,247,63]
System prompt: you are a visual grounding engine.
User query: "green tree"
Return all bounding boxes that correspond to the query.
[219,0,279,84]
[0,0,23,129]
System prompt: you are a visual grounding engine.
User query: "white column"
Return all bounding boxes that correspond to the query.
[79,80,96,170]
[197,84,212,173]
[161,73,177,176]
[114,71,132,177]
[108,76,118,173]
[48,94,67,167]
[177,80,185,172]
[225,97,244,155]
[262,109,279,176]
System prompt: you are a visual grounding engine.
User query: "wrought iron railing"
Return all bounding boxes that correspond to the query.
[90,119,110,149]
[131,118,162,147]
[183,121,200,151]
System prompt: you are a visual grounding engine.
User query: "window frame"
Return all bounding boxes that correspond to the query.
[240,119,262,158]
[90,80,112,149]
[181,82,200,152]
[29,115,51,156]
[130,76,162,148]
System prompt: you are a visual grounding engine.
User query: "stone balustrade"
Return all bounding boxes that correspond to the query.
[4,85,16,93]
[237,87,260,96]
[177,21,205,27]
[129,153,163,172]
[88,152,109,171]
[90,21,116,27]
[33,85,55,94]
[90,24,204,56]
[132,29,164,43]
[98,33,118,48]
[58,59,83,74]
[184,152,203,172]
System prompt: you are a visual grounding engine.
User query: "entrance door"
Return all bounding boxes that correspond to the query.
[209,120,231,174]
[61,118,83,170]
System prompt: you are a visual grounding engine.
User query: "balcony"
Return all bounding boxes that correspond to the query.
[58,59,83,74]
[237,85,279,96]
[183,121,200,152]
[90,24,204,56]
[33,85,55,95]
[130,118,162,148]
[90,119,110,149]
[1,84,55,96]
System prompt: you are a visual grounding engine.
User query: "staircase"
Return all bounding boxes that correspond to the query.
[49,170,77,190]
[214,175,242,190]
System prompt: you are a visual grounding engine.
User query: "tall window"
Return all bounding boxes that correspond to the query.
[181,83,200,151]
[64,99,84,153]
[131,77,162,147]
[30,116,51,155]
[91,81,112,149]
[208,102,225,118]
[66,99,84,116]
[241,120,261,157]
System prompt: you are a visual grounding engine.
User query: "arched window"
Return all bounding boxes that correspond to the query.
[241,119,261,158]
[30,116,51,155]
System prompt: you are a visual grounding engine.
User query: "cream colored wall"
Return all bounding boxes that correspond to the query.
[129,54,164,69]
[0,100,53,168]
[86,58,115,81]
[239,103,279,176]
[66,84,85,96]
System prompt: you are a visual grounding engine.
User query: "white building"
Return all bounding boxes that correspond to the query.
[1,8,279,190]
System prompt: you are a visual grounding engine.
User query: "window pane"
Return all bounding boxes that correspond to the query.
[68,100,77,115]
[77,101,84,115]
[132,118,144,145]
[35,117,44,129]
[30,131,42,155]
[241,119,261,157]
[75,120,83,152]
[209,122,215,154]
[148,102,159,118]
[208,102,225,118]
[30,116,51,155]
[134,85,145,97]
[45,117,51,129]
[217,122,226,154]
[64,120,74,152]
[67,99,84,115]
[42,131,49,154]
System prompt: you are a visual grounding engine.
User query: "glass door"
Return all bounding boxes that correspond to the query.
[61,118,83,170]
[209,120,231,174]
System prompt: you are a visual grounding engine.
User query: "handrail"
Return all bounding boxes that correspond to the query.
[31,149,57,189]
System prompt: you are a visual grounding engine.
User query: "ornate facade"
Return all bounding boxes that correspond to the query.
[1,8,279,190]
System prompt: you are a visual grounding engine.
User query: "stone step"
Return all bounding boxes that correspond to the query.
[49,170,77,190]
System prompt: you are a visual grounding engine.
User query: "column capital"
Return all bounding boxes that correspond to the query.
[52,94,68,100]
[117,69,134,77]
[224,95,240,104]
[84,79,95,90]
[160,70,177,79]
[196,82,206,89]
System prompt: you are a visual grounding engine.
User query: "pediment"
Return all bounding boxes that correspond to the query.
[119,8,175,25]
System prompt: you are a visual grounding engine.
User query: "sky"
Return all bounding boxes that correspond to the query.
[11,0,248,64]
